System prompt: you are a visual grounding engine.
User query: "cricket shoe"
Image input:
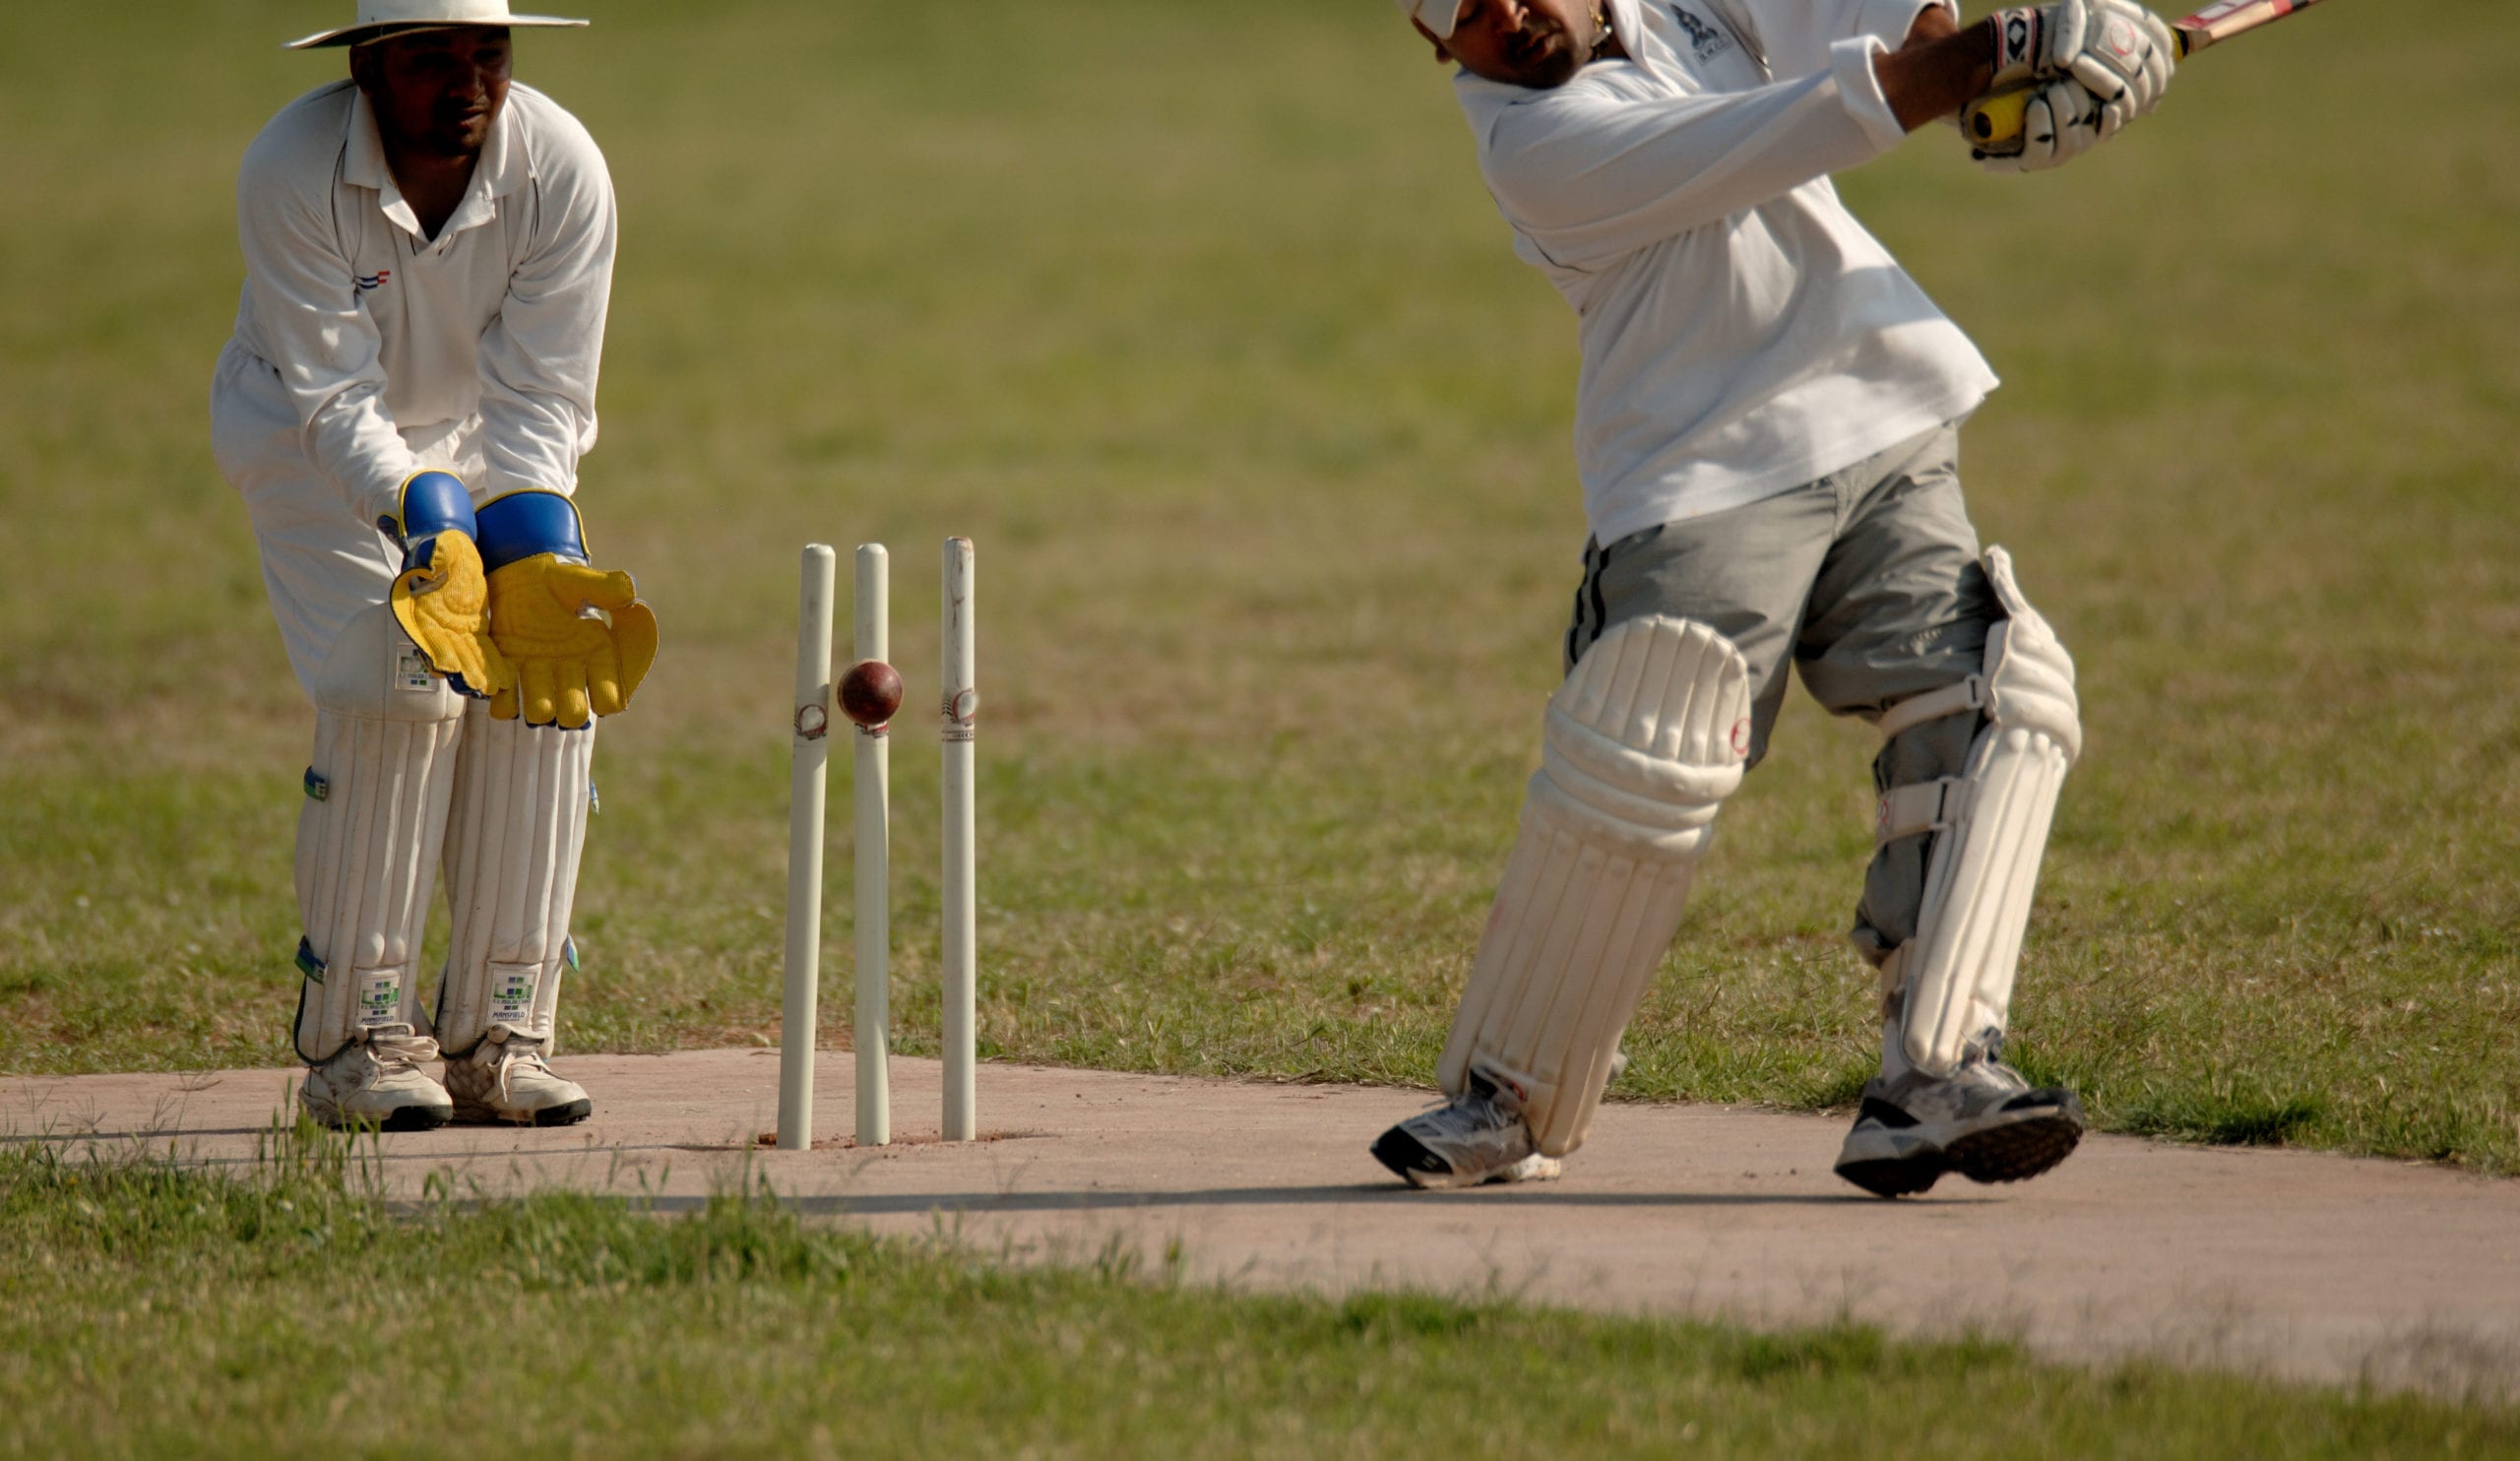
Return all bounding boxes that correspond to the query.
[1370,1057,1562,1189]
[298,1027,453,1131]
[443,1031,593,1127]
[1833,1057,2083,1199]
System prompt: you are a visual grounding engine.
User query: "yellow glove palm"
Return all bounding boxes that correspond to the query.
[483,553,660,729]
[389,530,514,699]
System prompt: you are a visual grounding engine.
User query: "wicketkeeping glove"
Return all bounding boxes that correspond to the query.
[386,471,514,700]
[473,490,659,730]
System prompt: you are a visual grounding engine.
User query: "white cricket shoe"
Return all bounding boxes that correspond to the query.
[1834,1055,2083,1198]
[1370,1057,1562,1189]
[443,1032,593,1127]
[298,1027,453,1131]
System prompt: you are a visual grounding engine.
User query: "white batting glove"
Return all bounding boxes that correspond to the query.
[1973,77,2115,173]
[1989,1,2176,123]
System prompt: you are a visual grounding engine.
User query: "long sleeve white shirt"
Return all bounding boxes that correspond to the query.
[1454,0,1998,546]
[218,80,614,528]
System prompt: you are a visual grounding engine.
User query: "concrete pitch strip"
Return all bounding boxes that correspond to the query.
[7,1050,2517,1400]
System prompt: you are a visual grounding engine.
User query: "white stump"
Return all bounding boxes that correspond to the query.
[852,543,892,1147]
[779,544,837,1151]
[941,537,978,1141]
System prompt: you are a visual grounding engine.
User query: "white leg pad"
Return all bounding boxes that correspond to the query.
[1438,617,1751,1158]
[433,704,597,1052]
[1882,547,2082,1078]
[293,603,466,1063]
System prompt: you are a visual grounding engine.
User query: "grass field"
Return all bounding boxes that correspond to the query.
[9,1133,2516,1458]
[8,0,2513,1168]
[7,0,2519,1446]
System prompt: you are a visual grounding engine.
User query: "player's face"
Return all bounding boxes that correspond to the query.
[1418,0,1606,90]
[352,27,514,159]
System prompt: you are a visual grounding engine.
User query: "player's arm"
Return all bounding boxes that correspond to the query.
[468,109,655,729]
[1745,0,1961,78]
[1480,43,1922,267]
[1873,5,2001,131]
[473,104,615,506]
[234,126,423,526]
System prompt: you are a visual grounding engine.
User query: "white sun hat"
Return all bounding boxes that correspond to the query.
[284,1,589,50]
[1392,0,1470,40]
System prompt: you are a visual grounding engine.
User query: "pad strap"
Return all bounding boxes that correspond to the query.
[1876,778,1964,844]
[1877,675,1984,740]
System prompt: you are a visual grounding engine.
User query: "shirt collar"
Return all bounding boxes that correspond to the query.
[344,86,528,243]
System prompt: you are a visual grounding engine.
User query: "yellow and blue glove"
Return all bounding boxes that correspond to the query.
[385,471,514,701]
[473,489,660,729]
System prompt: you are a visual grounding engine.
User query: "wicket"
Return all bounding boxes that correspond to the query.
[777,538,977,1150]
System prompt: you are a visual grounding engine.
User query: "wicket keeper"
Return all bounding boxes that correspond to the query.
[1368,0,2174,1196]
[213,1,653,1129]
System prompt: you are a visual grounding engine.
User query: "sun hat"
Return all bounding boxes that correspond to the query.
[284,1,588,50]
[1392,0,1470,40]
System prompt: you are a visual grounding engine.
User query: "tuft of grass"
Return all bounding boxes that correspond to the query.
[4,1141,2518,1457]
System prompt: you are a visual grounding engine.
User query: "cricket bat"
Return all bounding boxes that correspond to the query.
[1963,0,2336,152]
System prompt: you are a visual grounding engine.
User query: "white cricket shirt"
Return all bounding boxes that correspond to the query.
[1453,0,1998,545]
[216,80,615,528]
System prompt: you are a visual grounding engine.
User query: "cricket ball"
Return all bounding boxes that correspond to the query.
[837,659,904,729]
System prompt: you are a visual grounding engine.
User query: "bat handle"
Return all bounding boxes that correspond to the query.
[1961,85,2035,153]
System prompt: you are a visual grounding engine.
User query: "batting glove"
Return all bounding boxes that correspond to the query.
[1989,0,2176,124]
[1971,76,2117,172]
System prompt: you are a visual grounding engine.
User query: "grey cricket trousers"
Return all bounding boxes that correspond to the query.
[1562,422,2023,964]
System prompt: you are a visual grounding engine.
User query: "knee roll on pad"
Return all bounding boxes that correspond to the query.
[1439,616,1751,1158]
[432,703,596,1053]
[293,603,465,1063]
[1870,547,2080,1078]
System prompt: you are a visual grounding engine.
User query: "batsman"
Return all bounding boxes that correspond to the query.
[212,2,654,1130]
[1370,0,2174,1196]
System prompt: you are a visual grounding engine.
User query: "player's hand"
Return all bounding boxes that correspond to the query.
[1968,76,2118,172]
[386,472,514,700]
[391,527,514,698]
[1988,1,2175,123]
[483,552,659,728]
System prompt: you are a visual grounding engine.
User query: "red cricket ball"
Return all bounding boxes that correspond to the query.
[837,659,905,729]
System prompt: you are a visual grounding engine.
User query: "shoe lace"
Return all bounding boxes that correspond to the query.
[491,1040,553,1108]
[366,1026,437,1075]
[1411,1082,1515,1140]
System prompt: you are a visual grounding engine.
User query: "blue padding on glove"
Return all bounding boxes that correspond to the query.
[390,471,476,541]
[384,471,481,572]
[473,489,589,571]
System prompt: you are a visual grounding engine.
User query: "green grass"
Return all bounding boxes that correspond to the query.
[5,0,2519,1177]
[5,1136,2514,1458]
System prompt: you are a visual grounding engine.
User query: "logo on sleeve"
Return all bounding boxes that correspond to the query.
[1670,6,1734,62]
[355,270,392,290]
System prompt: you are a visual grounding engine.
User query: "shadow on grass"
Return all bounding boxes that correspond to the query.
[2120,1093,2323,1148]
